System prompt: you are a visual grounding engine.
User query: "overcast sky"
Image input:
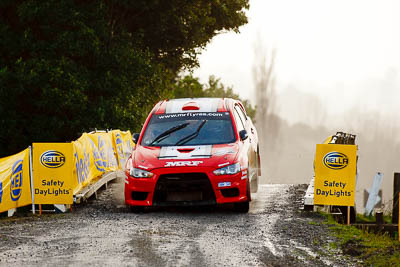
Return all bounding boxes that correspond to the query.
[194,0,400,125]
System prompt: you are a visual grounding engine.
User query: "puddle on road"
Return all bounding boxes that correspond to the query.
[249,184,290,214]
[0,183,349,266]
[250,184,290,258]
[290,240,335,266]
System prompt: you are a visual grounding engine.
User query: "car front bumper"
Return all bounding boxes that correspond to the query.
[124,167,249,207]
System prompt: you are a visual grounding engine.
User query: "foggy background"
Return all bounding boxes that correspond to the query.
[254,53,400,213]
[195,0,400,213]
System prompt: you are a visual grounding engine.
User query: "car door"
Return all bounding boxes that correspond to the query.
[233,103,258,185]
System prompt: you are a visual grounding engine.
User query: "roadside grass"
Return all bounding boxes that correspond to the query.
[308,221,320,226]
[322,214,400,267]
[356,213,392,224]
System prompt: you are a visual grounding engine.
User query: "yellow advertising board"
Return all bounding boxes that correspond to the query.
[87,132,119,172]
[0,148,32,213]
[32,143,73,204]
[112,130,125,168]
[112,130,134,168]
[71,131,123,195]
[72,133,103,194]
[120,130,134,160]
[0,129,131,212]
[314,144,357,206]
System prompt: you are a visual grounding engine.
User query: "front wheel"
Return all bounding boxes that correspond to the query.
[234,180,250,213]
[250,175,258,193]
[234,201,249,213]
[129,206,145,213]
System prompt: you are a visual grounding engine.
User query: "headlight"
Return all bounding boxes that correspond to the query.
[213,163,241,176]
[130,168,153,178]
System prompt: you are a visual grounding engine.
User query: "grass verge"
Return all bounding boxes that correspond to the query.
[322,213,400,267]
[356,213,392,224]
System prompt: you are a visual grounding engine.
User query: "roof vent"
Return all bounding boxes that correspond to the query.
[177,148,195,153]
[182,101,200,111]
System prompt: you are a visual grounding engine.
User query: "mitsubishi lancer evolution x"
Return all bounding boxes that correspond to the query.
[124,98,261,212]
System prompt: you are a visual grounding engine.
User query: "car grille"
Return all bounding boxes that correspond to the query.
[220,188,239,198]
[131,191,148,201]
[153,173,216,206]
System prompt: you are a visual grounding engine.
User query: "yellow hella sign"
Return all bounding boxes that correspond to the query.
[0,148,32,213]
[314,144,357,206]
[323,152,348,170]
[40,150,66,168]
[33,143,73,204]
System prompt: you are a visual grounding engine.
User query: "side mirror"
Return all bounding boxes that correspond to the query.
[239,130,248,141]
[132,133,140,144]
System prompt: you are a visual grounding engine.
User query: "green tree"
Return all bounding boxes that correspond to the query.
[0,0,249,157]
[173,75,205,98]
[107,0,250,72]
[173,74,256,120]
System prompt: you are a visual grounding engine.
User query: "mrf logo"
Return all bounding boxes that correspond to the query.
[10,160,23,201]
[323,152,349,170]
[164,161,203,167]
[40,150,66,168]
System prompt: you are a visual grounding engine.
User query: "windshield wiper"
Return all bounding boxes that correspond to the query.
[175,120,207,146]
[149,122,190,146]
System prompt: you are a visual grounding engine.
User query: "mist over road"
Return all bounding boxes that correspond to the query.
[0,177,355,266]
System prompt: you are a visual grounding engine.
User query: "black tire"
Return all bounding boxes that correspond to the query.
[199,205,216,212]
[234,201,249,213]
[129,206,145,213]
[234,180,250,213]
[250,175,258,193]
[250,154,259,193]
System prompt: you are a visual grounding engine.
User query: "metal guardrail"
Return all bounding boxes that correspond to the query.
[74,170,125,204]
[304,176,315,210]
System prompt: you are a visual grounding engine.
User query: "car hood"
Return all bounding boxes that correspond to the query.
[133,144,239,170]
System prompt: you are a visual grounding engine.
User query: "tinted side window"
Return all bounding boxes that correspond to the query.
[233,109,245,132]
[236,104,248,121]
[234,106,247,127]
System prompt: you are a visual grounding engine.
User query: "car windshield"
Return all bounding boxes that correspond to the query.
[141,112,236,146]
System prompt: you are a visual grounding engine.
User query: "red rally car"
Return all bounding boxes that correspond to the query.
[124,98,261,212]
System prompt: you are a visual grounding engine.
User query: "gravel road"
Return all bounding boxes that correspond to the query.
[0,176,358,266]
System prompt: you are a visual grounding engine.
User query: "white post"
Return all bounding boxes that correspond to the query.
[29,146,35,214]
[364,172,383,216]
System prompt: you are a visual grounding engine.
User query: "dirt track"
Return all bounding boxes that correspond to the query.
[0,177,358,266]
